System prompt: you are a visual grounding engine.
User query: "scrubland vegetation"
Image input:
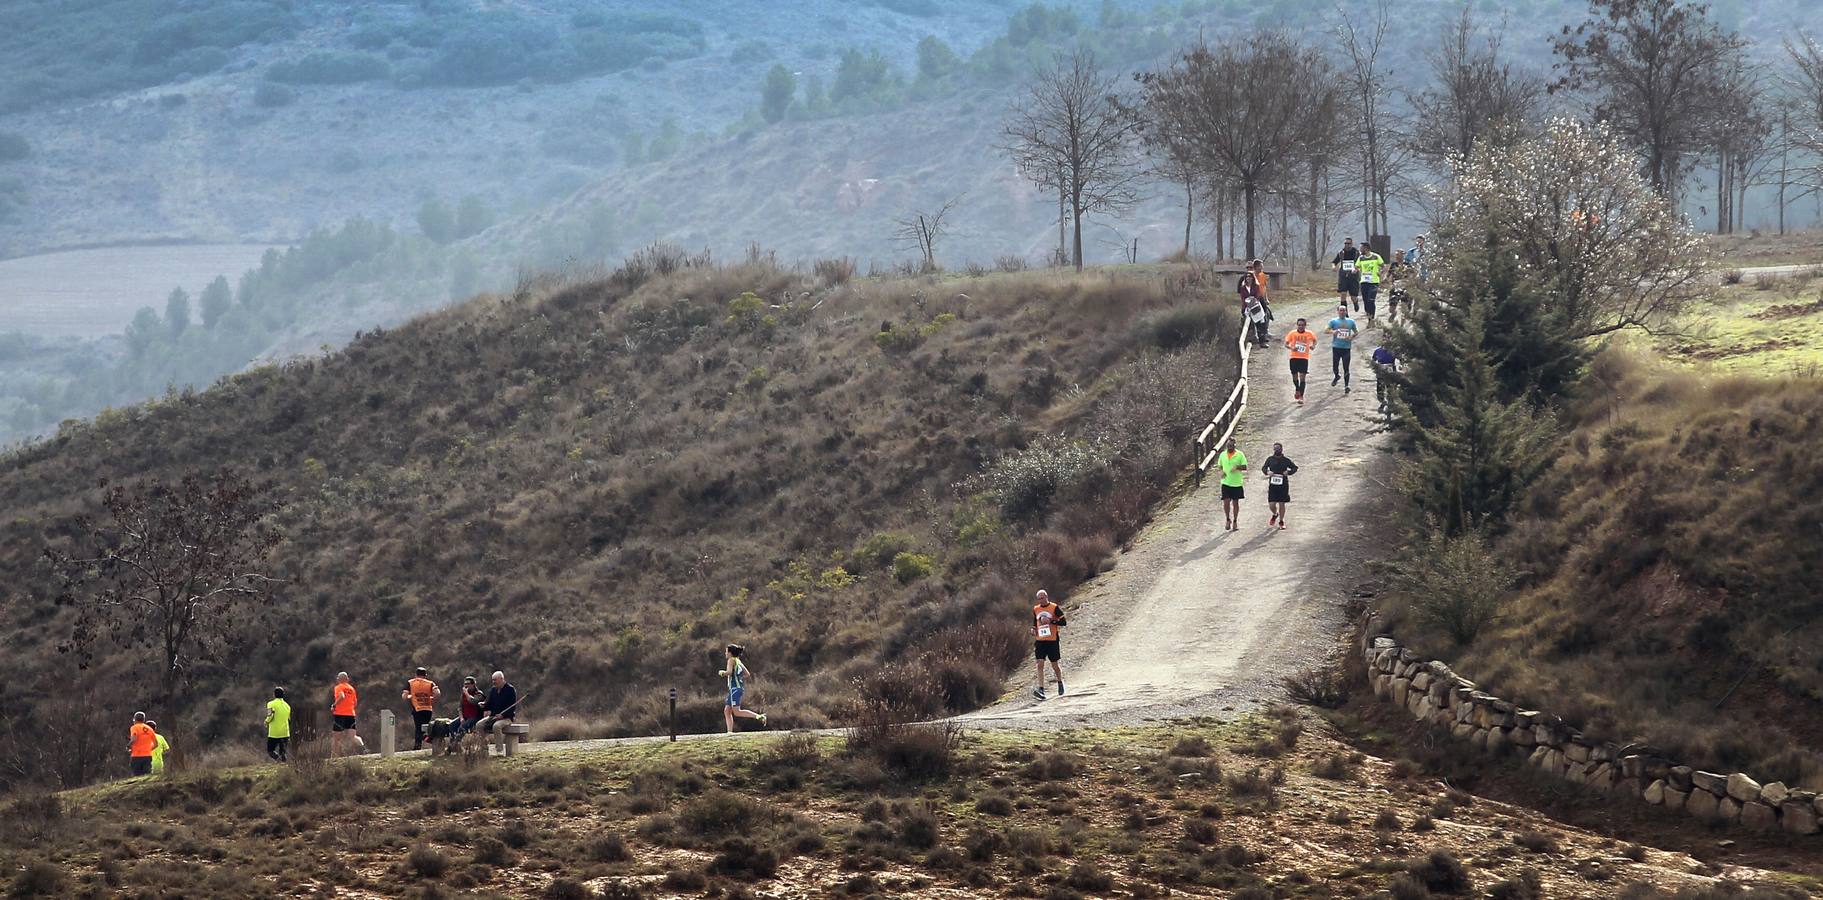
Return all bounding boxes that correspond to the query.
[3,712,1806,899]
[1366,123,1823,786]
[0,254,1237,789]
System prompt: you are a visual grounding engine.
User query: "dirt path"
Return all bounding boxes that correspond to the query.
[963,295,1395,728]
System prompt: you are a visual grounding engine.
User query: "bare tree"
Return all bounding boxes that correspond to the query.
[45,472,283,699]
[1003,49,1144,270]
[890,196,961,272]
[1706,61,1773,234]
[1551,0,1745,198]
[1336,1,1406,241]
[1407,7,1546,176]
[1138,33,1339,261]
[1783,33,1823,211]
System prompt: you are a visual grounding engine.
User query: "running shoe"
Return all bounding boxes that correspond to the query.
[1032,687,1047,701]
[1279,522,1287,530]
[1057,682,1066,696]
[757,713,768,728]
[1345,385,1351,394]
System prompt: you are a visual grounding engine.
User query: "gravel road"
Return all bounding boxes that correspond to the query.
[962,295,1396,730]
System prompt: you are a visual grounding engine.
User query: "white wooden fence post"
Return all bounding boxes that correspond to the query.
[379,709,395,758]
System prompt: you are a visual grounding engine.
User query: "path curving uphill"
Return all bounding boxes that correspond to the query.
[964,295,1395,728]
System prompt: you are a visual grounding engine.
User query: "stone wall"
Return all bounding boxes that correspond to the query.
[1357,613,1820,836]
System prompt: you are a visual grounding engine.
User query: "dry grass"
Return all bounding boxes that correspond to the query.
[0,259,1237,787]
[1387,348,1823,785]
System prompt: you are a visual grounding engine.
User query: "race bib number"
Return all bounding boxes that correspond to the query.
[1269,474,1285,485]
[1036,625,1053,638]
[1335,328,1355,342]
[1341,260,1357,273]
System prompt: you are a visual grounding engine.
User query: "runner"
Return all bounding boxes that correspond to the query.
[719,645,768,732]
[1248,259,1273,346]
[1372,343,1398,412]
[1030,590,1066,700]
[1262,443,1299,530]
[1332,237,1362,311]
[1218,435,1247,531]
[330,672,358,757]
[401,667,440,751]
[1409,234,1428,287]
[1357,244,1384,327]
[1284,317,1317,404]
[1328,304,1359,393]
[127,712,156,777]
[1238,271,1270,347]
[148,720,170,775]
[265,687,291,762]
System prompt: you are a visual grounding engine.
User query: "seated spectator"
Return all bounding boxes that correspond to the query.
[474,671,520,752]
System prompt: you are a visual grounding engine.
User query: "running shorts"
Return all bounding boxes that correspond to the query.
[333,715,357,731]
[1289,358,1309,375]
[726,686,745,707]
[1220,484,1244,501]
[1033,640,1060,662]
[1337,272,1360,296]
[1268,482,1291,504]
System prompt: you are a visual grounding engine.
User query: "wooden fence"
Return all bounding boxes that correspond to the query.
[1193,313,1251,486]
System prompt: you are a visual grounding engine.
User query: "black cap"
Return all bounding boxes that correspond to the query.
[415,667,428,676]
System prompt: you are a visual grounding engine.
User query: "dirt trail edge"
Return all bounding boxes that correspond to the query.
[963,297,1394,729]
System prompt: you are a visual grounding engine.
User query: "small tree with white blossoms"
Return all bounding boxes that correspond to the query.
[1438,118,1705,338]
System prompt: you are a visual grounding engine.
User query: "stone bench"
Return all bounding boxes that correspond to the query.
[423,720,531,756]
[496,723,531,756]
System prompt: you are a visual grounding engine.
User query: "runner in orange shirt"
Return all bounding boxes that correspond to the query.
[1283,317,1318,404]
[1031,590,1067,700]
[330,672,359,757]
[127,711,156,777]
[401,667,440,751]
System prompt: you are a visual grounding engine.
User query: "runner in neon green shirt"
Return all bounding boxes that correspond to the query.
[148,721,170,775]
[1218,436,1247,531]
[265,687,291,762]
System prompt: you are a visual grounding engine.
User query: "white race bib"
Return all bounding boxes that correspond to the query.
[1269,474,1285,485]
[1335,328,1355,342]
[1036,625,1053,638]
[1341,260,1357,274]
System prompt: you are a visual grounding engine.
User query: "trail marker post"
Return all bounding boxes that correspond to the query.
[668,688,678,742]
[379,709,395,758]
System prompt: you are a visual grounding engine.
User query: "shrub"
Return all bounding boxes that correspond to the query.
[1138,302,1230,351]
[8,860,65,897]
[890,551,935,584]
[1373,809,1403,831]
[709,837,779,877]
[471,836,513,866]
[406,845,448,877]
[1183,817,1218,844]
[678,791,762,837]
[1283,665,1349,708]
[544,878,593,900]
[1386,529,1517,645]
[1720,268,1743,285]
[252,82,296,108]
[873,324,923,353]
[1168,735,1213,757]
[661,868,708,890]
[976,793,1013,816]
[1311,753,1357,781]
[1512,830,1559,854]
[814,257,856,286]
[988,435,1105,521]
[1406,850,1472,894]
[586,832,630,862]
[897,803,940,849]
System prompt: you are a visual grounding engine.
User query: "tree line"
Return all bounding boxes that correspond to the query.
[999,0,1823,269]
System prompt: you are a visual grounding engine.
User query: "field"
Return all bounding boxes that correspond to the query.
[8,707,1818,899]
[0,243,276,337]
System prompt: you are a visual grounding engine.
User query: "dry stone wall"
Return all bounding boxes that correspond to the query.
[1358,613,1819,836]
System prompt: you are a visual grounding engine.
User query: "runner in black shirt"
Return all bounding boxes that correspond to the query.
[1331,237,1362,312]
[1262,443,1299,530]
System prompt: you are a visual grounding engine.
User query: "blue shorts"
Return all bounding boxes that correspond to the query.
[726,687,744,707]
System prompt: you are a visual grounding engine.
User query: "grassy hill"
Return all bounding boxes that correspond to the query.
[1379,345,1823,788]
[0,257,1237,788]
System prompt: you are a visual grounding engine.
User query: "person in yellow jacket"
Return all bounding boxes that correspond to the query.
[148,720,171,775]
[1356,246,1385,327]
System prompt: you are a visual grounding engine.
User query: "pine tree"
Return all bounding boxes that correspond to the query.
[164,288,191,338]
[199,275,232,330]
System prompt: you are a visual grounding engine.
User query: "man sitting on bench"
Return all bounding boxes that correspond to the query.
[474,670,519,753]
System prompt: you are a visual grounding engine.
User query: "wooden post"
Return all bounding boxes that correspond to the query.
[379,709,395,758]
[668,688,678,742]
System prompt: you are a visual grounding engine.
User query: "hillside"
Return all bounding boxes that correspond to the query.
[0,258,1238,787]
